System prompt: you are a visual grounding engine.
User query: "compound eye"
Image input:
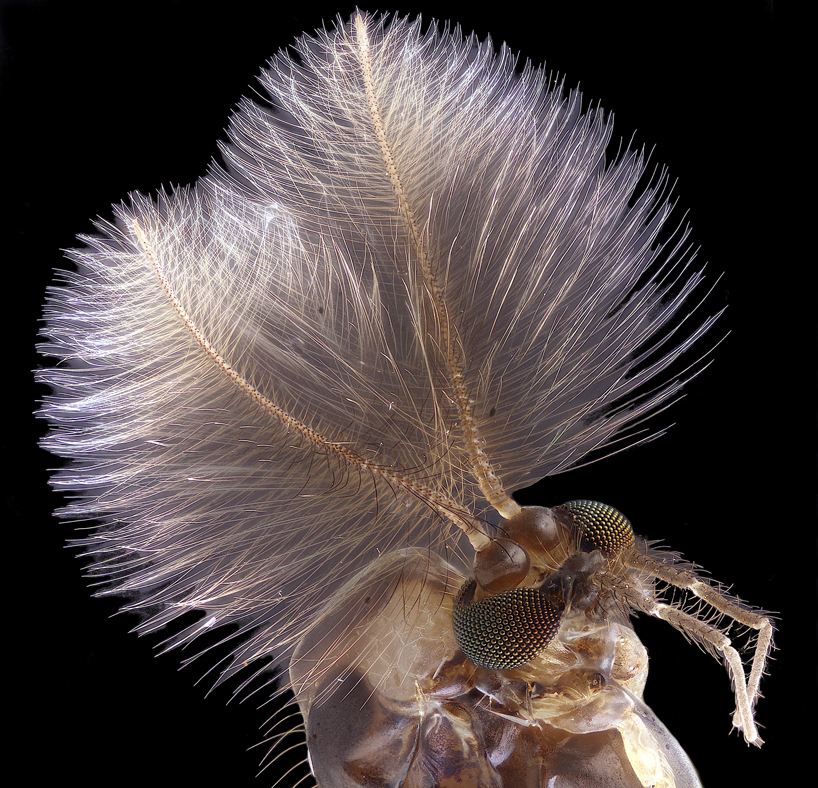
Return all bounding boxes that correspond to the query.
[561,500,635,558]
[452,579,562,670]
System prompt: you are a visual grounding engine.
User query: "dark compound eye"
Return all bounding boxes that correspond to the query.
[452,579,562,670]
[562,500,635,558]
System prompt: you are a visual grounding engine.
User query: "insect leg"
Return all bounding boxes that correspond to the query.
[625,552,774,746]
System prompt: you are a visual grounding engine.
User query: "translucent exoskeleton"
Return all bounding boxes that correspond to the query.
[38,11,774,788]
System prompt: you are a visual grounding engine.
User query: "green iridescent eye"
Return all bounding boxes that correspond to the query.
[452,579,562,670]
[562,500,635,558]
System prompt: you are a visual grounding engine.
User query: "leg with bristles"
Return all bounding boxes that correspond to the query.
[626,551,774,746]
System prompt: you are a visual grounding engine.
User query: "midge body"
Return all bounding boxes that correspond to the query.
[39,11,773,788]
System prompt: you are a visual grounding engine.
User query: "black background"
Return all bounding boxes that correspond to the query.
[4,1,807,786]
